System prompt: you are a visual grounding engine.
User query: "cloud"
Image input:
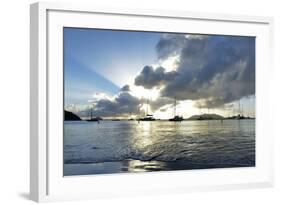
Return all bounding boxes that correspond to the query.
[134,65,178,89]
[120,84,130,92]
[156,34,187,59]
[149,97,174,111]
[135,34,255,108]
[79,91,144,117]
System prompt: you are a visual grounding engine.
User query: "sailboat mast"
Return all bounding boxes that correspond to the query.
[239,100,241,116]
[146,99,149,115]
[90,107,93,119]
[174,98,176,117]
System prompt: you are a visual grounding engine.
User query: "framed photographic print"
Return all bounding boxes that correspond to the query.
[30,2,274,202]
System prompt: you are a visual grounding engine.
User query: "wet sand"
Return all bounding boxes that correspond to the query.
[64,159,254,176]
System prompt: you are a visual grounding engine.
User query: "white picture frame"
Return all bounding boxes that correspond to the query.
[30,1,274,202]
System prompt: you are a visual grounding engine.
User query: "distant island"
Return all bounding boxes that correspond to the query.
[64,110,81,121]
[186,114,254,121]
[226,115,254,120]
[187,114,224,120]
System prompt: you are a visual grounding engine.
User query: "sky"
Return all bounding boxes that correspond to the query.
[64,27,255,119]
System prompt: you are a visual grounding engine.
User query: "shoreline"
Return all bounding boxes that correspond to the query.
[64,159,255,176]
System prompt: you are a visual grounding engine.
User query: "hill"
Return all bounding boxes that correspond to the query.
[64,110,81,121]
[187,113,224,120]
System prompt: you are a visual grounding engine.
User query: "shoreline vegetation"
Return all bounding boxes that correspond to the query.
[64,110,81,121]
[64,110,255,121]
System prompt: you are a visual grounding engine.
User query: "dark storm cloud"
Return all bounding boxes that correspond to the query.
[135,34,255,108]
[134,65,178,89]
[150,97,174,111]
[93,92,143,117]
[120,84,130,92]
[79,92,143,117]
[156,34,187,59]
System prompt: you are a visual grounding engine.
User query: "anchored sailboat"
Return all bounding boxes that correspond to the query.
[87,107,102,122]
[236,100,245,120]
[169,98,183,122]
[139,99,156,121]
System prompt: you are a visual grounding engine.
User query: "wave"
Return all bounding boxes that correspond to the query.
[64,144,255,166]
[64,148,187,164]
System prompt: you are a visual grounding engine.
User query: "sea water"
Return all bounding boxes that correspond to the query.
[64,120,255,176]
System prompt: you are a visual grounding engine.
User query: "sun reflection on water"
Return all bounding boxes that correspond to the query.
[126,160,166,172]
[134,121,153,147]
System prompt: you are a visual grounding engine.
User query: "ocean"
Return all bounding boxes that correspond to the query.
[64,119,255,176]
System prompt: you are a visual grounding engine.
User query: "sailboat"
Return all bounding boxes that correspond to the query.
[169,98,183,122]
[236,100,245,120]
[87,107,102,122]
[139,99,156,121]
